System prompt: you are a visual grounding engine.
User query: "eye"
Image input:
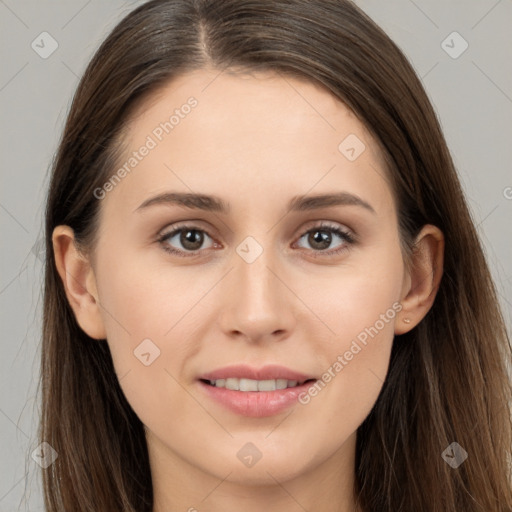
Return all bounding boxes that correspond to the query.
[294,222,355,257]
[157,224,216,257]
[157,221,355,258]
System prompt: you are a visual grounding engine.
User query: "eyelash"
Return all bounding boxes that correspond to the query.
[156,222,356,259]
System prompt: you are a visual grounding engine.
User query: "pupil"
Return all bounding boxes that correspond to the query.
[181,230,203,250]
[310,230,331,250]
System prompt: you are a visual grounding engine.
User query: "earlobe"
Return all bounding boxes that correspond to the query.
[395,224,444,335]
[52,225,107,340]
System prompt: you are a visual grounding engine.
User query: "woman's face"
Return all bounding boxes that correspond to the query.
[83,68,410,488]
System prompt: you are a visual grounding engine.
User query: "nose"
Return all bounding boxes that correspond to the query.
[217,244,297,344]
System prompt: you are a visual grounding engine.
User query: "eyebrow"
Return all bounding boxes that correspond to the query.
[134,191,376,215]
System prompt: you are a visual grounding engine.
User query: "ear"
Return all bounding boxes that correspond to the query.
[395,224,444,335]
[52,225,107,340]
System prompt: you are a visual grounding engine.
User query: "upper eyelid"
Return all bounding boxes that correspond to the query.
[158,221,216,240]
[158,220,352,235]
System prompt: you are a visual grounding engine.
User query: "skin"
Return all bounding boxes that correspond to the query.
[53,68,444,512]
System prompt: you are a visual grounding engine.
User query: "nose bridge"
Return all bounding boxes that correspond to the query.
[218,234,295,341]
[237,244,278,306]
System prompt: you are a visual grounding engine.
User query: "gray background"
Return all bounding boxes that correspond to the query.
[1,1,511,510]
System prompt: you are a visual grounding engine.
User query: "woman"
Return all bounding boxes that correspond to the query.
[41,0,512,510]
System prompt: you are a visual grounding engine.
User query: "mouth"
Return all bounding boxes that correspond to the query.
[199,377,317,391]
[197,371,319,417]
[197,364,318,416]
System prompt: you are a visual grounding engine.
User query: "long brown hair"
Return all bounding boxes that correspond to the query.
[40,0,512,510]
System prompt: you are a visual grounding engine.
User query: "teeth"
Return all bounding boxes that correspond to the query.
[225,378,238,390]
[240,378,259,391]
[209,377,303,391]
[257,379,275,391]
[276,378,288,389]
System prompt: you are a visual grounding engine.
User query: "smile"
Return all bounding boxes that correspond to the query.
[202,377,314,391]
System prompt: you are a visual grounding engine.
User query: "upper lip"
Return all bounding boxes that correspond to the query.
[199,364,316,382]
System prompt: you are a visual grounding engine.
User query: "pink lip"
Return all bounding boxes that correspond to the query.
[197,364,317,417]
[199,364,315,382]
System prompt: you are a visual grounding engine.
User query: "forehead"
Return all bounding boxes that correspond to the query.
[103,67,394,218]
[128,67,373,143]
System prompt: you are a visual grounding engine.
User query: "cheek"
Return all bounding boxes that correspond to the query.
[95,243,204,337]
[93,245,216,401]
[295,240,403,416]
[300,237,403,346]
[92,250,173,375]
[92,252,201,423]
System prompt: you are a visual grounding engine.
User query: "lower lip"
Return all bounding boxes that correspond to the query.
[198,380,317,417]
